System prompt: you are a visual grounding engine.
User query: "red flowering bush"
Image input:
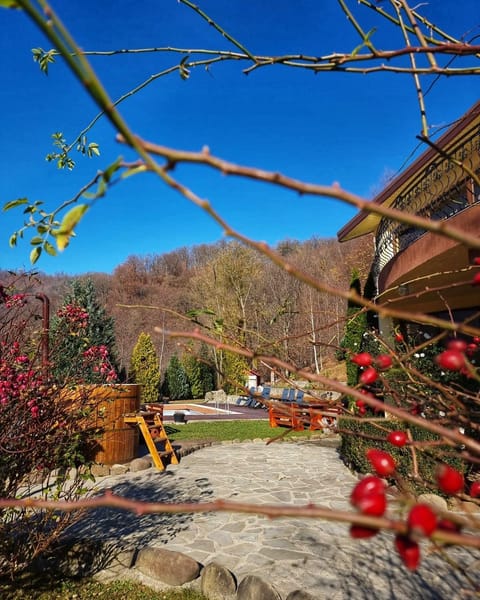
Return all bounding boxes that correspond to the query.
[0,280,102,575]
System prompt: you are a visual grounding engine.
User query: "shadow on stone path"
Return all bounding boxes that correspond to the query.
[70,441,480,599]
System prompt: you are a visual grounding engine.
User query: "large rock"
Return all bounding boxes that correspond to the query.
[129,457,152,472]
[417,493,448,512]
[110,463,130,476]
[206,389,227,405]
[236,575,282,600]
[135,547,201,586]
[200,562,237,599]
[90,463,111,478]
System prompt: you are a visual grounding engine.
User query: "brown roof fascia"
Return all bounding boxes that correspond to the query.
[337,100,480,242]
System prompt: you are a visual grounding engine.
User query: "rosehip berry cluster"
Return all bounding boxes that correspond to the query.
[82,345,117,382]
[350,352,393,389]
[349,444,468,571]
[57,303,89,329]
[4,293,27,308]
[350,467,427,570]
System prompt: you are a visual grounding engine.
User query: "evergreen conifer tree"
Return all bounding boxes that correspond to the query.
[50,279,120,384]
[199,343,215,393]
[165,354,190,400]
[182,351,204,399]
[130,332,160,404]
[222,351,248,395]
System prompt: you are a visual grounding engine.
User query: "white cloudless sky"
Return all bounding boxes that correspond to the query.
[0,1,479,275]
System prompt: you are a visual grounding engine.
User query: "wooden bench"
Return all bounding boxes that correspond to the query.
[268,400,341,432]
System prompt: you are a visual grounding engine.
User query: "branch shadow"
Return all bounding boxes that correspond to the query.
[48,468,215,576]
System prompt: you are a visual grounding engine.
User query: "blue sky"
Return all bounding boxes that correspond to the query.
[0,1,478,275]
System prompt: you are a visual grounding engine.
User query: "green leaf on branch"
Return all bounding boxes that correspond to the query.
[54,232,73,252]
[30,236,44,245]
[0,0,21,8]
[3,197,28,211]
[52,204,89,251]
[32,48,56,74]
[121,164,147,179]
[9,233,17,248]
[44,241,57,257]
[30,246,42,265]
[103,157,123,183]
[87,142,100,157]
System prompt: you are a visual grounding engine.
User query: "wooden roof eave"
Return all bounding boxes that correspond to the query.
[337,100,480,243]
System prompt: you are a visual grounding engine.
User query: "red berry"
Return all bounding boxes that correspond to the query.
[447,338,468,352]
[435,349,466,372]
[351,475,386,505]
[358,406,367,416]
[351,352,373,367]
[437,518,461,533]
[360,389,376,399]
[375,354,393,370]
[355,399,366,408]
[436,464,464,495]
[466,343,478,357]
[387,430,407,448]
[474,257,480,265]
[350,477,387,516]
[470,481,480,498]
[394,534,420,570]
[472,272,480,286]
[407,503,437,537]
[349,524,378,539]
[473,337,480,344]
[359,367,378,385]
[366,449,396,476]
[394,332,404,343]
[353,492,386,516]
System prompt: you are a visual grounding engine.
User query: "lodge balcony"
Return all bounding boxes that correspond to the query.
[374,128,480,314]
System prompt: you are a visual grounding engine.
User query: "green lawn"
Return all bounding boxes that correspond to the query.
[0,576,207,599]
[164,418,317,442]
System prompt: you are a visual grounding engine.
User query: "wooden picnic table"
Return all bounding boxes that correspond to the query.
[268,400,341,431]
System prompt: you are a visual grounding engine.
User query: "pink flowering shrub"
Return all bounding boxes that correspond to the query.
[0,280,106,575]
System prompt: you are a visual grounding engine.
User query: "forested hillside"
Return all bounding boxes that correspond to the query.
[2,234,372,385]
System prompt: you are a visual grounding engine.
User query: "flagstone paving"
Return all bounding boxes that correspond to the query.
[74,440,480,598]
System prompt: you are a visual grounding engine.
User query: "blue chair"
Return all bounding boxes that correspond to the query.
[296,390,305,404]
[261,386,270,399]
[245,386,257,407]
[280,388,290,402]
[288,388,296,402]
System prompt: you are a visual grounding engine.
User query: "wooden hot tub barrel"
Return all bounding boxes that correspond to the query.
[65,384,141,464]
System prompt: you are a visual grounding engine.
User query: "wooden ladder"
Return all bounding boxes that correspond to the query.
[124,412,179,470]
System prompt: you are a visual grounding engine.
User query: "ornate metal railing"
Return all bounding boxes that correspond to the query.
[374,127,480,284]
